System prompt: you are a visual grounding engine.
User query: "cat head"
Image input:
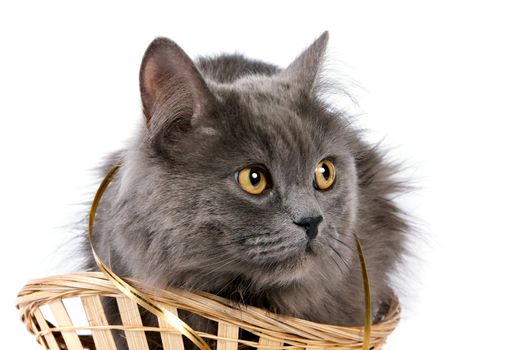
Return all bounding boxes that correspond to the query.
[111,32,403,294]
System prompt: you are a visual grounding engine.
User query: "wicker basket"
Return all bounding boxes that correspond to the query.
[17,272,400,350]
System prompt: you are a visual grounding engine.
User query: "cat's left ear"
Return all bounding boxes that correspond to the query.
[279,31,329,94]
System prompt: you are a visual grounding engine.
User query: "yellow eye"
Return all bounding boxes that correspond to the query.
[237,167,269,195]
[314,159,336,190]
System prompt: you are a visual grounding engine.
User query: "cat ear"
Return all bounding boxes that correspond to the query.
[280,31,329,94]
[139,37,214,127]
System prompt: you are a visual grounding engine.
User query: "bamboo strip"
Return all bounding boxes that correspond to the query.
[48,300,84,350]
[258,337,284,350]
[33,308,61,350]
[305,346,323,350]
[116,296,150,350]
[217,321,239,350]
[158,304,186,350]
[81,295,117,350]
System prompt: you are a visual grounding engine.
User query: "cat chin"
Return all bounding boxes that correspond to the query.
[249,252,319,288]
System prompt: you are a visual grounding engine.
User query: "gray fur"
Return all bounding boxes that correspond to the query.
[82,32,410,348]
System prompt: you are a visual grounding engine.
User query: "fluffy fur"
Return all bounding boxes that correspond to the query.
[82,32,410,349]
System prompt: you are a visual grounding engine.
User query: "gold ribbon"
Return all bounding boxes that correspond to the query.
[353,233,372,350]
[89,163,372,350]
[88,164,211,350]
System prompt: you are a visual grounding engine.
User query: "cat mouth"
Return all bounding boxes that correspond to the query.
[230,241,320,288]
[265,241,318,269]
[305,241,316,255]
[237,234,319,273]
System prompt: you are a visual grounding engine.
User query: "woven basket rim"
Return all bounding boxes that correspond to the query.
[17,272,400,348]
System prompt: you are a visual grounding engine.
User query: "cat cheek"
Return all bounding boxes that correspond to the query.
[194,126,219,137]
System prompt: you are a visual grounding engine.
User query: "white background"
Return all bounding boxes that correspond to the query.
[1,1,524,349]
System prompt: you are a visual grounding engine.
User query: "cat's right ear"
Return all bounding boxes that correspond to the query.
[139,38,214,128]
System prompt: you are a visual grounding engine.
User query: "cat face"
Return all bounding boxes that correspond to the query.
[117,33,363,290]
[164,82,359,287]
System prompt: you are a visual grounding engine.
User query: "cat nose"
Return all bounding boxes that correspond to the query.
[293,216,323,240]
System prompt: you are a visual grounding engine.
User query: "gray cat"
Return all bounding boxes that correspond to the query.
[83,31,410,349]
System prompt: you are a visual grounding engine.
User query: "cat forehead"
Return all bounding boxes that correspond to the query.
[220,75,307,121]
[209,79,347,167]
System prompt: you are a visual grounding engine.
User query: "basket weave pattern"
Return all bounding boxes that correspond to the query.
[17,272,400,350]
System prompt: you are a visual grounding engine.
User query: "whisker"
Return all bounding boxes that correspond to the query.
[321,242,346,276]
[326,240,353,273]
[326,231,356,255]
